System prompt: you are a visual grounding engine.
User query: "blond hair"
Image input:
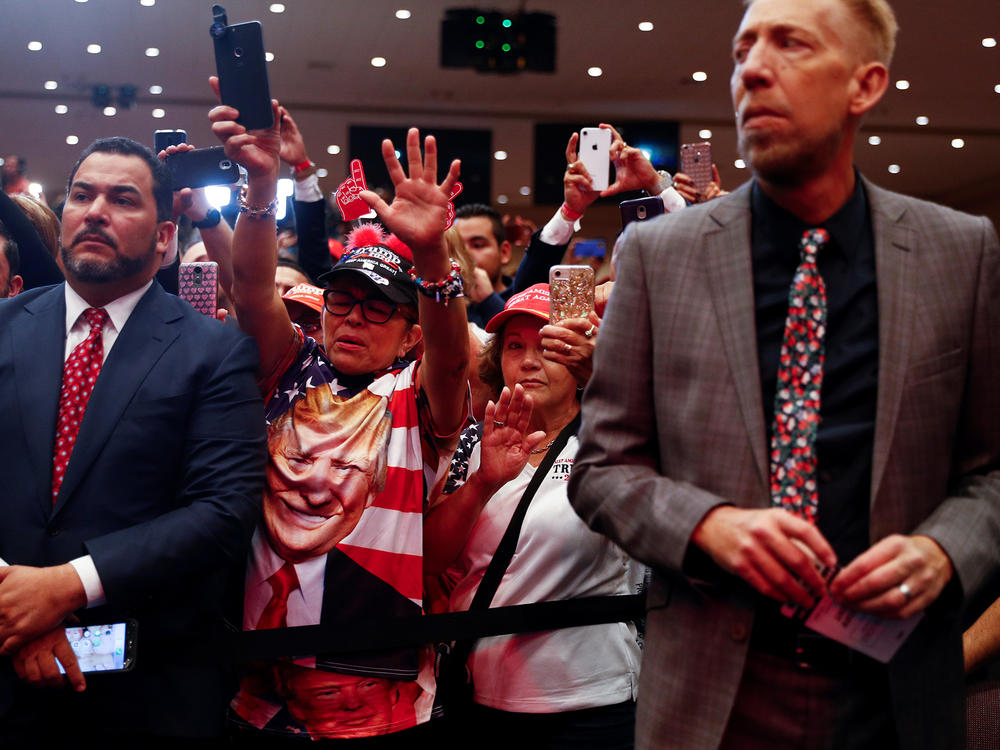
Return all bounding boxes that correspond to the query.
[11,195,61,261]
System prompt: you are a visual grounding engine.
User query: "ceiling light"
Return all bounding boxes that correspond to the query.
[103,106,117,116]
[494,150,508,161]
[983,37,997,48]
[74,0,87,3]
[497,194,509,205]
[145,47,159,57]
[316,168,329,178]
[44,80,58,90]
[638,21,654,32]
[66,135,79,145]
[269,3,286,12]
[326,145,341,155]
[396,9,411,19]
[265,51,275,62]
[698,129,713,139]
[27,41,42,51]
[55,104,68,114]
[915,115,929,125]
[371,56,387,67]
[519,186,531,196]
[588,66,603,77]
[868,135,881,145]
[692,71,708,82]
[152,108,166,118]
[895,79,910,90]
[888,164,901,174]
[734,159,746,169]
[140,0,156,6]
[149,84,163,95]
[951,138,965,149]
[87,44,102,54]
[995,84,1000,94]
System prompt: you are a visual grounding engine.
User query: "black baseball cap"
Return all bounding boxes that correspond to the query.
[317,244,418,306]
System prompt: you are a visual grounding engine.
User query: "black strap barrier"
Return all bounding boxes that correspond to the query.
[233,593,646,664]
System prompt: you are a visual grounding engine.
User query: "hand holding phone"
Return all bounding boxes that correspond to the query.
[549,264,595,323]
[210,5,274,130]
[154,129,187,154]
[59,621,137,674]
[579,127,612,192]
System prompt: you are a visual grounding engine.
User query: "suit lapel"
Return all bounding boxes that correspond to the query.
[866,180,916,505]
[53,283,182,513]
[14,286,67,509]
[703,184,770,490]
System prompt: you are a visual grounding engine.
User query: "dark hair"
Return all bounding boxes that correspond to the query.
[455,203,505,247]
[276,257,314,285]
[0,222,20,280]
[477,322,506,401]
[66,137,173,222]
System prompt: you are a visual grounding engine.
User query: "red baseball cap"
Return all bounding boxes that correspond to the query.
[485,283,550,333]
[281,283,325,315]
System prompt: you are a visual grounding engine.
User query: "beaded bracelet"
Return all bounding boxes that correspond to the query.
[237,194,279,220]
[408,259,465,305]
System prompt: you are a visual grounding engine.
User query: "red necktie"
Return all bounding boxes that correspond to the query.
[52,307,109,504]
[769,228,828,524]
[255,562,300,630]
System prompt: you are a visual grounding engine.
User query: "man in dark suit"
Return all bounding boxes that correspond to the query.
[0,136,266,745]
[569,1,999,749]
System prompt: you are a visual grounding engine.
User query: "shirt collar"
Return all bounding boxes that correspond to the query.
[64,279,154,335]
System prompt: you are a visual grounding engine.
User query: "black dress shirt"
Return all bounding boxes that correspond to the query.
[751,176,879,565]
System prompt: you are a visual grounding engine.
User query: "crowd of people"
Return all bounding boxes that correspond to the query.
[0,0,998,748]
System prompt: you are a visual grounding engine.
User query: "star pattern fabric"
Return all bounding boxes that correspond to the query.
[52,307,108,504]
[768,228,829,523]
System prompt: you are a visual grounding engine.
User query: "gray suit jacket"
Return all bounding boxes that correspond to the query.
[568,178,1000,750]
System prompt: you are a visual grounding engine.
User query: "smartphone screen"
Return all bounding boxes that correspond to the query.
[59,622,135,673]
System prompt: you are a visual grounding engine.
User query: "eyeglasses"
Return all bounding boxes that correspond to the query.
[322,289,400,325]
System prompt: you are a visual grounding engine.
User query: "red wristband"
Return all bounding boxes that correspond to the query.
[560,202,583,221]
[293,160,314,173]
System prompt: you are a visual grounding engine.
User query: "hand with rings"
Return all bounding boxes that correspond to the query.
[477,384,547,488]
[540,312,601,388]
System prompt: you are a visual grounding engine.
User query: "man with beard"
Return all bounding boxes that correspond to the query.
[0,137,266,746]
[569,1,1000,749]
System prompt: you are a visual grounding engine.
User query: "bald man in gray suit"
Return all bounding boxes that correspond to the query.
[569,1,1000,749]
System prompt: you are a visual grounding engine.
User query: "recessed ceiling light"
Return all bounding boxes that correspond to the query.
[66,135,80,145]
[149,84,163,95]
[519,186,531,196]
[371,56,387,67]
[995,84,1000,94]
[145,47,159,57]
[888,164,901,174]
[55,104,69,114]
[74,0,87,3]
[395,9,411,19]
[44,80,58,90]
[982,37,997,48]
[316,168,329,178]
[692,71,708,82]
[895,79,910,90]
[494,150,508,161]
[734,159,746,169]
[915,115,929,125]
[265,51,275,62]
[588,66,603,77]
[27,41,42,51]
[103,106,117,116]
[326,145,341,155]
[951,138,965,149]
[152,108,166,118]
[638,21,654,32]
[269,3,286,12]
[698,129,713,139]
[140,0,156,6]
[497,194,509,205]
[868,135,882,145]
[87,44,102,54]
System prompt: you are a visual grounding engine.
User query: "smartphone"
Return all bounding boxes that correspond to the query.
[154,129,187,154]
[179,262,220,316]
[579,127,612,192]
[211,5,274,131]
[165,147,239,190]
[58,620,137,674]
[572,239,606,259]
[680,142,713,201]
[620,196,665,229]
[549,264,595,323]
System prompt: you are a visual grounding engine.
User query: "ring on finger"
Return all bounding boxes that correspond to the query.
[584,325,596,339]
[898,582,913,602]
[564,342,572,353]
[492,420,505,427]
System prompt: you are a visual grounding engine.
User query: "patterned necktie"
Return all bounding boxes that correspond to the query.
[52,307,109,504]
[256,562,300,630]
[768,228,829,524]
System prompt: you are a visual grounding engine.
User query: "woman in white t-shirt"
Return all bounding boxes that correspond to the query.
[425,283,641,750]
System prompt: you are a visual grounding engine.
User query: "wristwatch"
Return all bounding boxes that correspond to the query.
[650,170,674,195]
[191,208,222,230]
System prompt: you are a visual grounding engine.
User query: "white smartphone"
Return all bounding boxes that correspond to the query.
[579,127,611,192]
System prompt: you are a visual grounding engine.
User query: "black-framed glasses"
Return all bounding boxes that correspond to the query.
[322,290,399,325]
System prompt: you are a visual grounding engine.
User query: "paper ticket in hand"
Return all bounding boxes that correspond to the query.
[445,182,463,230]
[336,159,377,221]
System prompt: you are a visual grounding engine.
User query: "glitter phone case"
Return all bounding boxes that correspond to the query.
[549,264,595,323]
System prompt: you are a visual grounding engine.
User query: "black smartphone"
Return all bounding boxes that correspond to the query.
[154,129,187,153]
[165,147,239,190]
[210,5,274,131]
[620,196,665,229]
[59,620,137,674]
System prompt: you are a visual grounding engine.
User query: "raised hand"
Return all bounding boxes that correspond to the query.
[540,312,601,387]
[600,122,662,197]
[476,385,546,488]
[277,106,309,167]
[563,131,599,215]
[208,76,281,180]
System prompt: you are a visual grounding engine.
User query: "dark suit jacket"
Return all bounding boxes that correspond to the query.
[0,281,266,739]
[569,178,1000,750]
